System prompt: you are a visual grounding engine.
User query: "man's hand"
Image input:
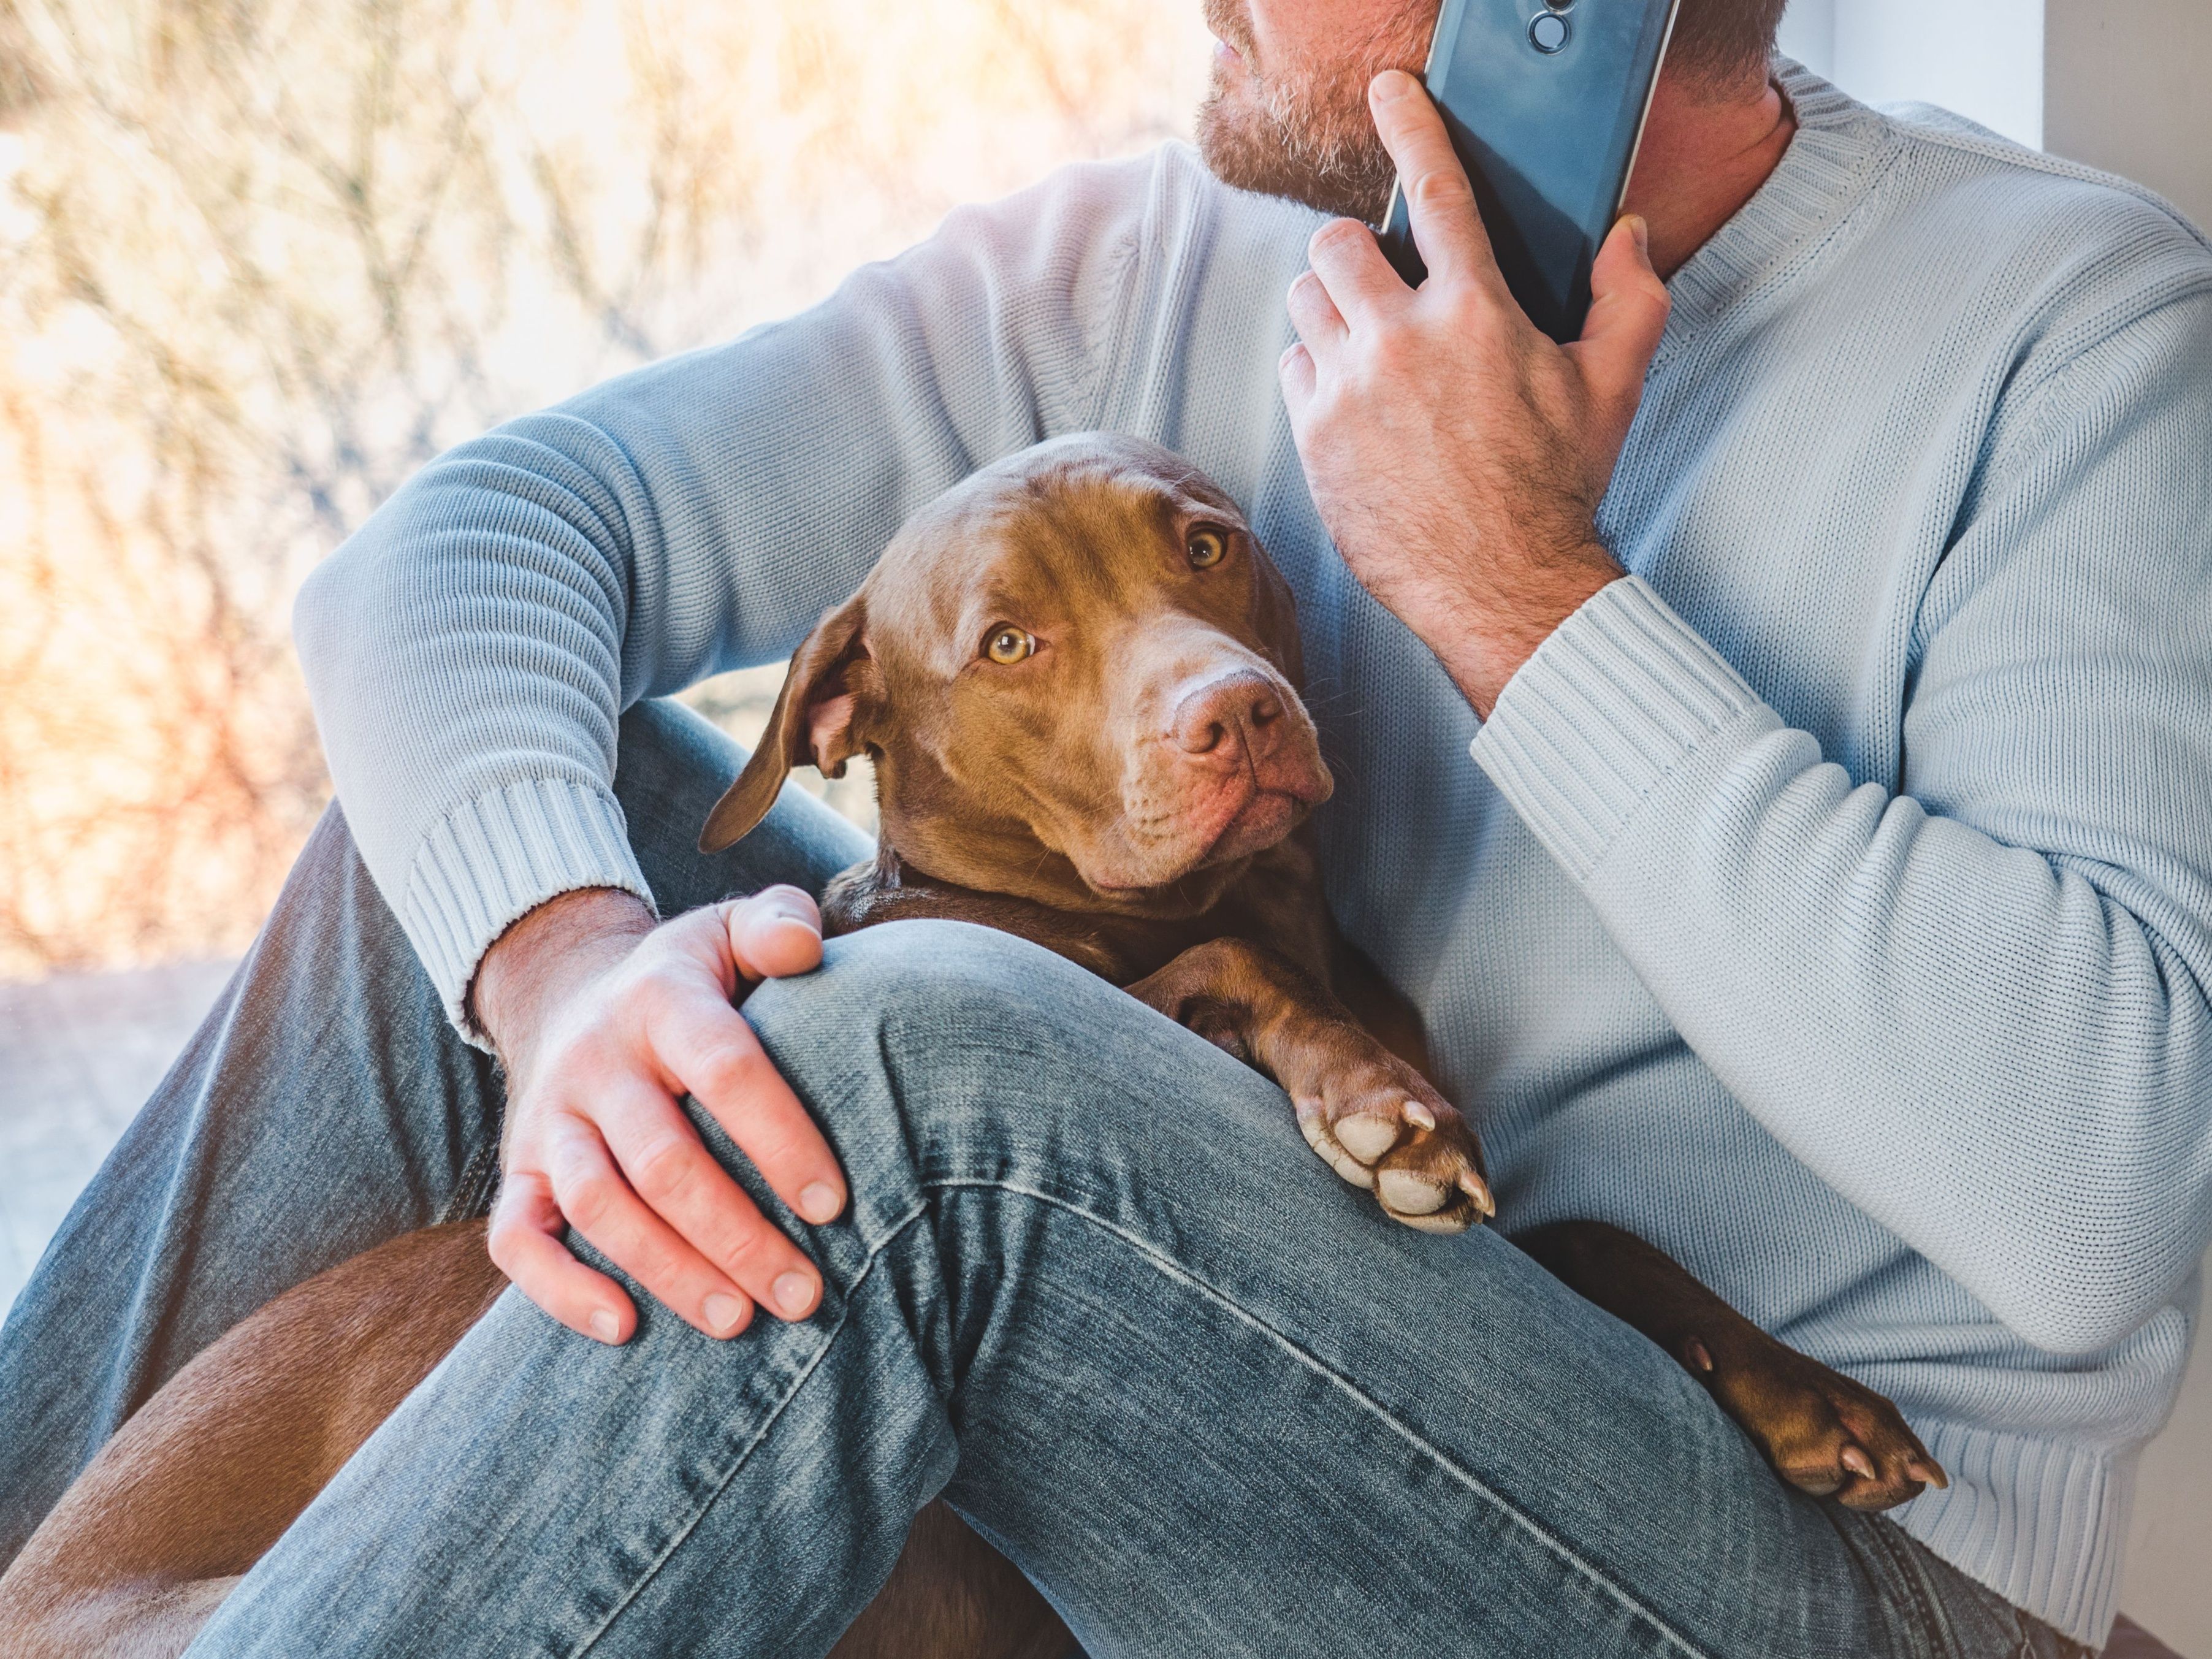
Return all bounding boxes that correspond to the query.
[1280,70,1673,718]
[471,885,847,1344]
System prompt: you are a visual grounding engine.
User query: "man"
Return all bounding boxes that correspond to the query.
[2,0,2207,1650]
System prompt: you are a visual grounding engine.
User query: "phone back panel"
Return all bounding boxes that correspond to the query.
[1382,0,1679,341]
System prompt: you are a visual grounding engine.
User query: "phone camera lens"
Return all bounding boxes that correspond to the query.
[1529,10,1571,51]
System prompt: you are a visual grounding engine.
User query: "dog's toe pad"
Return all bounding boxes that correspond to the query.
[1335,1115,1400,1164]
[1377,1168,1449,1215]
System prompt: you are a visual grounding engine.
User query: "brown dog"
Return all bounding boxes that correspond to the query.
[0,435,1943,1658]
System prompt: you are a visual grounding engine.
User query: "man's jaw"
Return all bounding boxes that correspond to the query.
[1189,6,1422,228]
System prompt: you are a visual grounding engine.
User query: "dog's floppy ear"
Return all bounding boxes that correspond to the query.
[698,593,874,854]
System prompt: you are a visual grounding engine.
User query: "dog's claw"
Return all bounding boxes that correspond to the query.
[1403,1100,1437,1132]
[1698,1332,1946,1514]
[1456,1168,1496,1219]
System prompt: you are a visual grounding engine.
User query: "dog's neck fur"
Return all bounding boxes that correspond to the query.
[828,825,1333,990]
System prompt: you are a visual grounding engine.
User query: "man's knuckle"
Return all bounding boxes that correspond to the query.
[545,1039,619,1099]
[719,1218,785,1278]
[1465,302,1515,349]
[1310,218,1366,257]
[698,1043,769,1101]
[630,1237,688,1292]
[486,1222,523,1275]
[561,1170,622,1231]
[1410,169,1473,213]
[628,1135,703,1205]
[1368,327,1417,375]
[624,961,695,1012]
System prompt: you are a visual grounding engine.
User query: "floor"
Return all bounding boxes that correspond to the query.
[0,958,240,1306]
[0,963,2205,1655]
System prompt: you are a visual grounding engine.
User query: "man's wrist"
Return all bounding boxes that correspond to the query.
[1443,544,1624,720]
[471,887,656,1064]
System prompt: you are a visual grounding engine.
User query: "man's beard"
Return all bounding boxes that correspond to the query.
[1194,0,1434,225]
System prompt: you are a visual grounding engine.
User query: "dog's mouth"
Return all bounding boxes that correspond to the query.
[1196,782,1314,866]
[1081,763,1330,897]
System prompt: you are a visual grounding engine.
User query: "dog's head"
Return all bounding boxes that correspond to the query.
[700,434,1332,917]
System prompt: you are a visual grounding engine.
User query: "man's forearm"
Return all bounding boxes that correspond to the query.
[293,153,1160,1037]
[1473,576,2212,1357]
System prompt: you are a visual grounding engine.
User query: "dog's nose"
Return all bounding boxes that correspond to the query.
[1170,671,1286,761]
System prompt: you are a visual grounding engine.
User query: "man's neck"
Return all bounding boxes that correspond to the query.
[1622,65,1797,280]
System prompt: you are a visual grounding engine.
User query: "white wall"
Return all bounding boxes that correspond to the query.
[1776,0,2044,147]
[2045,0,2212,230]
[1773,0,1834,76]
[1777,0,2212,228]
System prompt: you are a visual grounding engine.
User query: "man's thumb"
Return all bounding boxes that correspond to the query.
[1574,215,1671,411]
[726,886,824,982]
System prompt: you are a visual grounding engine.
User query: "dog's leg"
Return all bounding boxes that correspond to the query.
[828,1501,1077,1659]
[0,1221,505,1658]
[1517,1220,1948,1511]
[1128,936,1494,1232]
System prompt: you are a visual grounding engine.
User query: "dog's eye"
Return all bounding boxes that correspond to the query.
[984,626,1035,665]
[1187,527,1229,569]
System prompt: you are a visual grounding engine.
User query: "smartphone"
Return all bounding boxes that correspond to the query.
[1379,0,1681,342]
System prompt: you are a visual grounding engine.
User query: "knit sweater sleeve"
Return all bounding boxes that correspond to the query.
[1471,292,2212,1357]
[292,154,1154,1036]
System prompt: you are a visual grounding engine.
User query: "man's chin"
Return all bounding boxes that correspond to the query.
[1193,85,1397,226]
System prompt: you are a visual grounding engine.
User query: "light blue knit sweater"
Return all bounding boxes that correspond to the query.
[293,63,2212,1645]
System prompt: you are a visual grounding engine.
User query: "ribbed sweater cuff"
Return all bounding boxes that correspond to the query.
[1469,576,1767,882]
[399,777,658,1047]
[1897,1424,2130,1647]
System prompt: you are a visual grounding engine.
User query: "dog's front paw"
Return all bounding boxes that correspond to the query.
[1691,1330,1948,1512]
[1285,1035,1492,1234]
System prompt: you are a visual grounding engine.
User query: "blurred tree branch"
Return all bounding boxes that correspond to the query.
[0,0,1205,977]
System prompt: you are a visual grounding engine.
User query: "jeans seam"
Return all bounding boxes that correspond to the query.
[437,1135,502,1225]
[566,1198,934,1658]
[926,1175,1717,1659]
[1865,1516,1955,1659]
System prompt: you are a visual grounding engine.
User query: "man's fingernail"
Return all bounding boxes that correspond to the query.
[799,1182,844,1224]
[773,1272,817,1318]
[756,891,817,927]
[1371,69,1415,103]
[589,1309,621,1344]
[1627,213,1650,253]
[703,1293,747,1336]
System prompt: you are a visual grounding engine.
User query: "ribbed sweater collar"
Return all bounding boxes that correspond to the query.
[1657,58,1901,353]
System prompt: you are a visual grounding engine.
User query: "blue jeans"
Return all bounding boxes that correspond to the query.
[0,702,2091,1658]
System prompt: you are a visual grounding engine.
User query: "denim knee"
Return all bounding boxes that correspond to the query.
[733,920,1135,1241]
[742,916,1127,1125]
[739,918,1300,1241]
